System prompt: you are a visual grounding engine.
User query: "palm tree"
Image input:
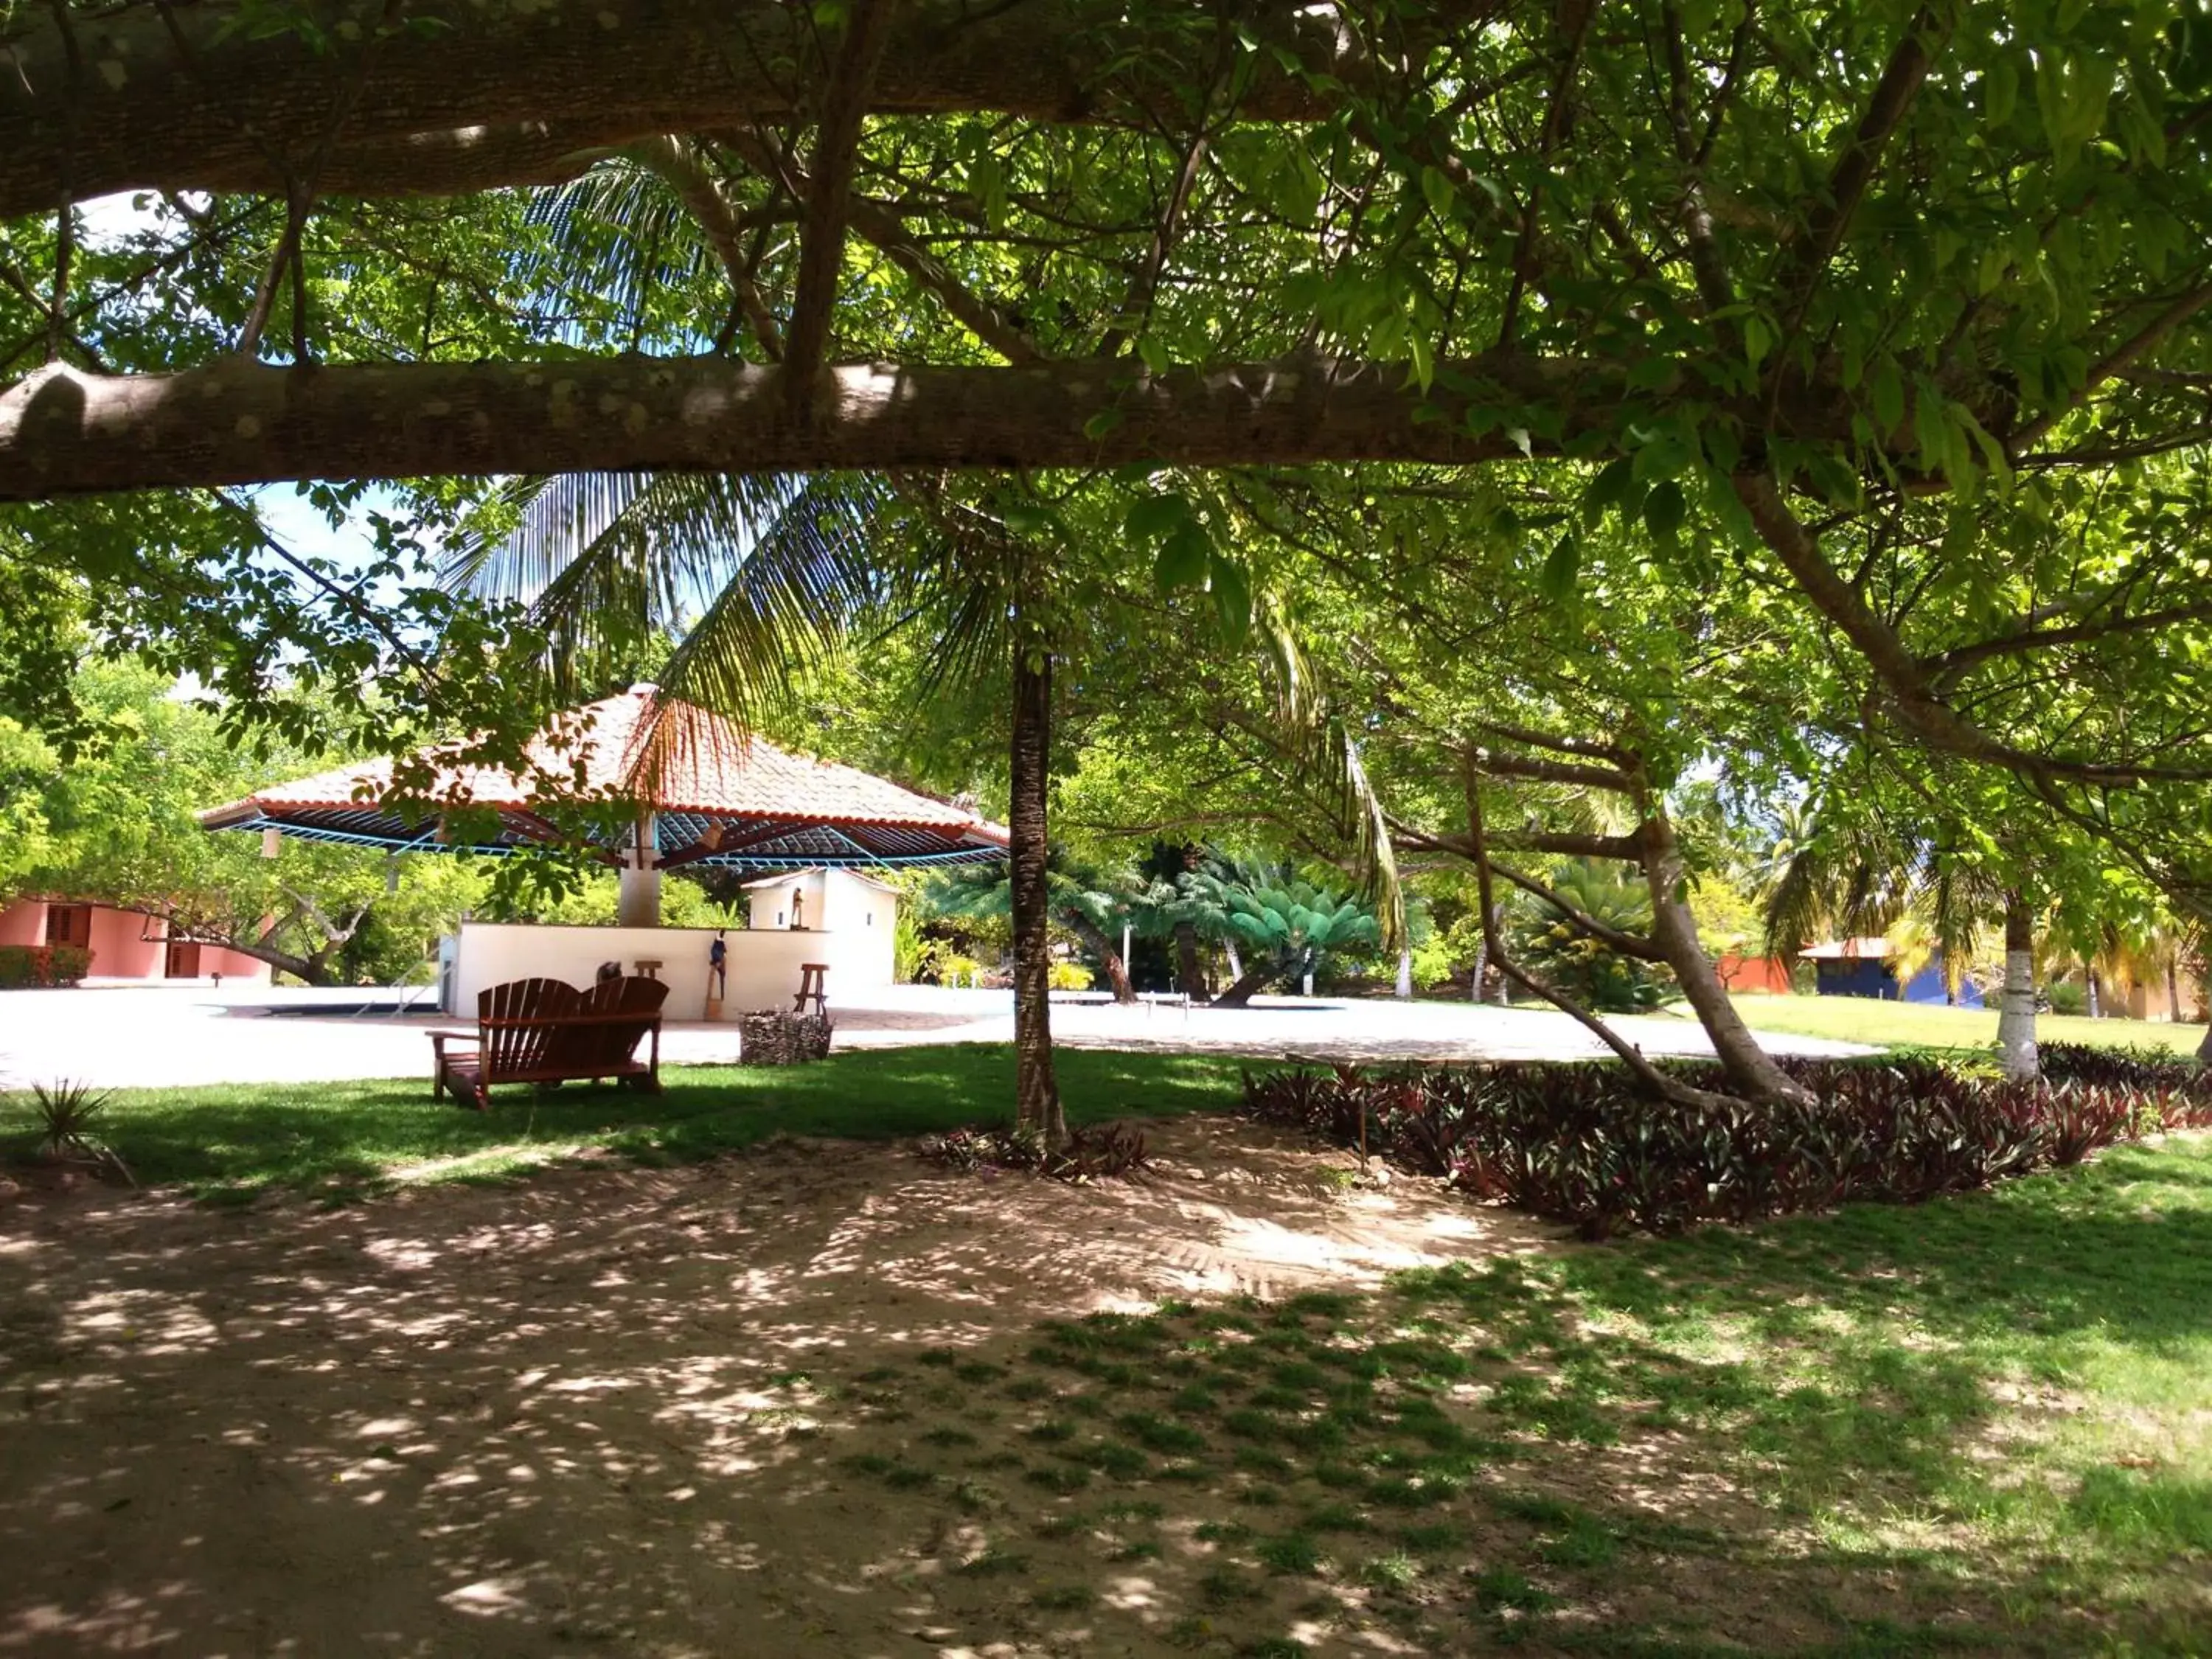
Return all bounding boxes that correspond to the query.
[1761,801,2032,1077]
[922,855,1147,1004]
[448,466,1088,1141]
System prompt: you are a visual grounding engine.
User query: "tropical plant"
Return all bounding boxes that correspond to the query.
[891,907,947,987]
[1504,860,1671,1014]
[1760,790,2034,1074]
[1183,863,1382,1007]
[920,856,1148,1004]
[13,1078,131,1183]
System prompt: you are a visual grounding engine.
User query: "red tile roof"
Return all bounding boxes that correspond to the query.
[204,688,1007,844]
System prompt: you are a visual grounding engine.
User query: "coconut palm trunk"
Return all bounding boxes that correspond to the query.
[1009,647,1065,1144]
[1997,888,2039,1080]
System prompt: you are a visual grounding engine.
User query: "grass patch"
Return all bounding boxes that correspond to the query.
[793,1134,2212,1656]
[1722,993,2208,1058]
[12,1045,1247,1201]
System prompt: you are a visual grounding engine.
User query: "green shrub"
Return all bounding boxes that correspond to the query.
[1242,1055,2212,1239]
[1048,960,1094,992]
[0,944,92,987]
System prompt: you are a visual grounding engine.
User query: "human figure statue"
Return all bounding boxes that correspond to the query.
[790,889,807,931]
[709,931,728,999]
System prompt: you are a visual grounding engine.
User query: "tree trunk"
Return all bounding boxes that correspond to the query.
[1224,937,1242,981]
[1211,959,1279,1008]
[2168,957,2183,1023]
[1394,945,1413,998]
[2198,1020,2212,1067]
[0,354,1855,503]
[1009,648,1065,1144]
[1470,929,1488,1002]
[2084,956,2101,1018]
[1174,920,1205,999]
[1637,805,1812,1107]
[1996,889,2039,1080]
[1059,907,1135,1004]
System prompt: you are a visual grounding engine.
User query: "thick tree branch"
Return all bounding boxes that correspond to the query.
[0,0,1453,218]
[1466,751,1635,793]
[1771,6,1943,341]
[1461,755,1735,1108]
[1467,717,1635,768]
[0,350,1862,498]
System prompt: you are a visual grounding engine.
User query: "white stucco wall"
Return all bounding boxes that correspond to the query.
[742,870,896,989]
[448,909,891,1020]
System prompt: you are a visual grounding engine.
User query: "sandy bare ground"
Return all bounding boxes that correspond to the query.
[0,1119,1557,1657]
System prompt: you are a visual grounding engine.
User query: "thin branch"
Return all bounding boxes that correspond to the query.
[1925,597,2212,680]
[2010,278,2212,454]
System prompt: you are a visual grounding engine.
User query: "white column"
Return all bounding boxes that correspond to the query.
[617,811,661,928]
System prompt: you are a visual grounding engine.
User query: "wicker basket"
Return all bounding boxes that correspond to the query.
[737,1009,835,1065]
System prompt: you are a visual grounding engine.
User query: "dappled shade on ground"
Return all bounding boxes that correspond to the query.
[1,1111,2206,1654]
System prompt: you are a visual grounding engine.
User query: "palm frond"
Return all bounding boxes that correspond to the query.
[517,157,718,340]
[652,473,891,728]
[1253,604,1405,951]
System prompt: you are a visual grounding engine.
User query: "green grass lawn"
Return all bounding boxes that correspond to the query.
[1725,992,2209,1059]
[4,1045,1248,1203]
[813,1133,2212,1655]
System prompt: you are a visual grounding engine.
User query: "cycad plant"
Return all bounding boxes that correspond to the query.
[920,856,1151,1004]
[1506,859,1672,1013]
[1182,861,1382,1006]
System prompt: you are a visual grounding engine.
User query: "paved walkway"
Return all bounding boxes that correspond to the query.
[0,983,1868,1091]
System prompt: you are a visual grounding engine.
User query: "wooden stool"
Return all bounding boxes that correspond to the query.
[633,959,663,981]
[793,962,829,1016]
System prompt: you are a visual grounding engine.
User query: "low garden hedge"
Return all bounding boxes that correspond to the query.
[0,944,92,988]
[1242,1051,2212,1238]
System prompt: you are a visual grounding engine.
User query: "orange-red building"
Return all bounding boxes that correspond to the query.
[0,897,271,983]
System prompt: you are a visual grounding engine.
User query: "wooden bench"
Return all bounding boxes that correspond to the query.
[431,975,669,1110]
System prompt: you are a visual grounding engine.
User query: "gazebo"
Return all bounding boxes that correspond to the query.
[201,685,1006,1015]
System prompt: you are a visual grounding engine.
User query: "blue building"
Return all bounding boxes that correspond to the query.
[1799,938,1983,1007]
